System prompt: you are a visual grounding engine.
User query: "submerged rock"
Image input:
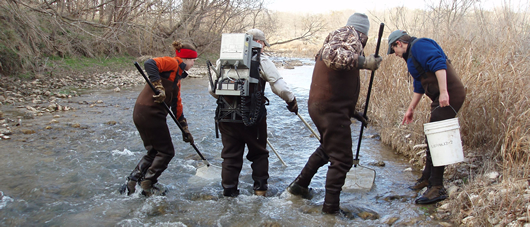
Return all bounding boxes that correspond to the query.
[0,128,12,135]
[299,203,323,214]
[342,204,380,220]
[21,129,36,134]
[378,193,416,202]
[369,161,386,167]
[106,121,117,125]
[381,216,399,225]
[285,60,303,66]
[283,64,295,69]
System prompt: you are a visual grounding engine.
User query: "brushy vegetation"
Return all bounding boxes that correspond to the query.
[1,0,528,225]
[271,3,529,225]
[0,0,324,78]
[362,5,529,226]
[0,0,256,76]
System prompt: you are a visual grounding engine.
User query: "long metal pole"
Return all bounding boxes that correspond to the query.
[297,112,320,141]
[134,62,211,167]
[267,138,287,167]
[354,23,384,167]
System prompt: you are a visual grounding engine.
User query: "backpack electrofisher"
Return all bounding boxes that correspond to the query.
[209,33,267,131]
[215,33,262,96]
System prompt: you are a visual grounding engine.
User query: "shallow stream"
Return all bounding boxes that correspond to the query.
[0,62,447,226]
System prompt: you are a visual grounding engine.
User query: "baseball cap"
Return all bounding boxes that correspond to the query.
[387,30,408,54]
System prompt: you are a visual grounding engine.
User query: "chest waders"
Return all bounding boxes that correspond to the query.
[407,39,466,192]
[120,61,189,196]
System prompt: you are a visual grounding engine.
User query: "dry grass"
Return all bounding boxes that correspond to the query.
[367,7,530,226]
[272,5,530,225]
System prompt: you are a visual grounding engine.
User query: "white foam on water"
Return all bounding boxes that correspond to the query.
[0,192,14,210]
[111,148,135,156]
[148,221,187,227]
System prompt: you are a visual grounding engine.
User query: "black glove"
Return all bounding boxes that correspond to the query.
[151,80,166,103]
[352,112,369,128]
[286,97,298,113]
[178,117,194,143]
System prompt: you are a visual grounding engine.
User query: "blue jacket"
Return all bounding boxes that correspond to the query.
[407,38,448,94]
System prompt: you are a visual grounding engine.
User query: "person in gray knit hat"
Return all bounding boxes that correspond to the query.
[286,13,382,215]
[346,13,370,35]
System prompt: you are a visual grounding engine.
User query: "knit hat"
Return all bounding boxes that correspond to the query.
[176,48,198,59]
[387,30,408,54]
[346,13,370,35]
[246,29,270,47]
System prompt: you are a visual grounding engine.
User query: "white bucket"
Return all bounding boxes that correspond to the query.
[423,118,464,167]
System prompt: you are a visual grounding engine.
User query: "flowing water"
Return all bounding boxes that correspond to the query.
[0,61,447,226]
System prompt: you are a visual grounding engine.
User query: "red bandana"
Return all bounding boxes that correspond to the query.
[176,48,197,59]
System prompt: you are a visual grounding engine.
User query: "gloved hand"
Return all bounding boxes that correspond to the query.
[352,111,369,128]
[357,54,383,71]
[151,80,166,103]
[179,117,194,143]
[286,97,298,113]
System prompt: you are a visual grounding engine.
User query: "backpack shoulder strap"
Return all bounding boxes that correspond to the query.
[408,39,428,79]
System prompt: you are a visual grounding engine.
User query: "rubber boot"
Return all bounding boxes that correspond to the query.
[140,180,166,197]
[415,185,448,204]
[140,180,153,197]
[253,179,268,196]
[287,175,313,199]
[288,146,328,199]
[119,178,138,195]
[322,190,341,215]
[126,179,137,195]
[409,179,429,191]
[128,149,158,182]
[223,187,240,197]
[143,152,173,183]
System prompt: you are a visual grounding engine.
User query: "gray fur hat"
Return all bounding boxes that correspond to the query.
[346,13,370,35]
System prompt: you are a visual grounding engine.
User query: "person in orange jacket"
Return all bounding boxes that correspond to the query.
[122,41,197,196]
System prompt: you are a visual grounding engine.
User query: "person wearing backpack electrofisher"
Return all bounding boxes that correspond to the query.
[286,13,382,214]
[387,30,466,204]
[122,41,197,197]
[209,29,298,197]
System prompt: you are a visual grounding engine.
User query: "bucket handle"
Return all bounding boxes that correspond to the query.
[432,105,457,115]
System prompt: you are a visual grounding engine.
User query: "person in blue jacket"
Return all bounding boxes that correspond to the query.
[387,30,466,204]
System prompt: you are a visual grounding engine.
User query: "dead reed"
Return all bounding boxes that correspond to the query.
[362,6,530,225]
[276,5,530,225]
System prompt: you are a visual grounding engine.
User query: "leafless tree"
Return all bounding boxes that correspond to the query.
[0,0,327,75]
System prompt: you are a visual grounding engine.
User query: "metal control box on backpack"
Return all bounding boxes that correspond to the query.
[215,33,262,96]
